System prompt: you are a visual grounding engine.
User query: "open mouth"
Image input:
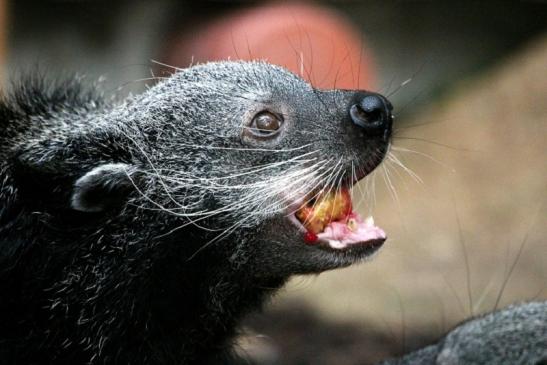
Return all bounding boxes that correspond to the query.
[288,186,386,251]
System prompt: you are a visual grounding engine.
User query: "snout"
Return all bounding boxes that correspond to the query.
[349,92,393,140]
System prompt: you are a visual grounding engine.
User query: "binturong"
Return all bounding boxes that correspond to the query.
[1,62,545,365]
[0,61,392,364]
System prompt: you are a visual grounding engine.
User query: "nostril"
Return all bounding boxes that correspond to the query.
[350,94,391,133]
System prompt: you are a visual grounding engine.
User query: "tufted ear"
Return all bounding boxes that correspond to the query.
[71,163,137,212]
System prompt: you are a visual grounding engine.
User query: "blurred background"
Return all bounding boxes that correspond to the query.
[3,1,546,364]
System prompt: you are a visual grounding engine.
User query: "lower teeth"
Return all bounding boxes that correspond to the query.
[347,218,357,231]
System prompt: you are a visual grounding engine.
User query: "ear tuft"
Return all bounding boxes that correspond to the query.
[71,163,135,212]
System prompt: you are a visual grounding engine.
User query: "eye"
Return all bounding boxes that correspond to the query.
[248,111,283,137]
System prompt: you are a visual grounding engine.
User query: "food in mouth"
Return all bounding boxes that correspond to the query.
[296,189,352,234]
[295,188,386,249]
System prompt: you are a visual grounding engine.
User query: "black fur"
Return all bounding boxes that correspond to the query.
[0,62,391,364]
[0,74,257,364]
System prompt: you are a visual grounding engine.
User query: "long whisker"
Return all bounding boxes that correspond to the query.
[382,164,399,204]
[393,136,474,152]
[148,150,319,184]
[154,160,329,236]
[150,59,184,71]
[299,158,343,228]
[172,142,314,153]
[391,146,456,172]
[387,152,423,184]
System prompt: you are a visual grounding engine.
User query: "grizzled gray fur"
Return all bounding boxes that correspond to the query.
[380,301,546,365]
[0,61,545,364]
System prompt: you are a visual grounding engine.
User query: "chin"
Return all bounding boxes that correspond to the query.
[250,211,386,278]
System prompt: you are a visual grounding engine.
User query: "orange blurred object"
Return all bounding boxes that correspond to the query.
[164,2,376,90]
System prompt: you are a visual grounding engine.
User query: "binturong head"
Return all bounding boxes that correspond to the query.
[46,61,393,277]
[8,62,394,282]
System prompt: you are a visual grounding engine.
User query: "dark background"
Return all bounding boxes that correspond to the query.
[8,1,547,114]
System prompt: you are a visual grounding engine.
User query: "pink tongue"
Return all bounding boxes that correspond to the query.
[317,212,386,249]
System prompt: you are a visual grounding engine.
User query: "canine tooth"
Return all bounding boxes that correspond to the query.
[365,216,374,227]
[347,218,357,231]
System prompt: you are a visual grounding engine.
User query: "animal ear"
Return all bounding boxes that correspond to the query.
[71,163,137,212]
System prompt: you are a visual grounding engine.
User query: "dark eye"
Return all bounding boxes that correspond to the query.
[249,111,283,137]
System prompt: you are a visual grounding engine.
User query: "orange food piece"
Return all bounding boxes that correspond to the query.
[295,189,352,234]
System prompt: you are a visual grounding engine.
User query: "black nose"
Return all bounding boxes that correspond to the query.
[349,93,393,136]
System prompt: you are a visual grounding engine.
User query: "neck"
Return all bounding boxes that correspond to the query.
[1,208,286,364]
[142,244,286,363]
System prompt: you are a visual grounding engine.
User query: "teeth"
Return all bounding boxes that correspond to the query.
[347,218,357,231]
[365,216,375,227]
